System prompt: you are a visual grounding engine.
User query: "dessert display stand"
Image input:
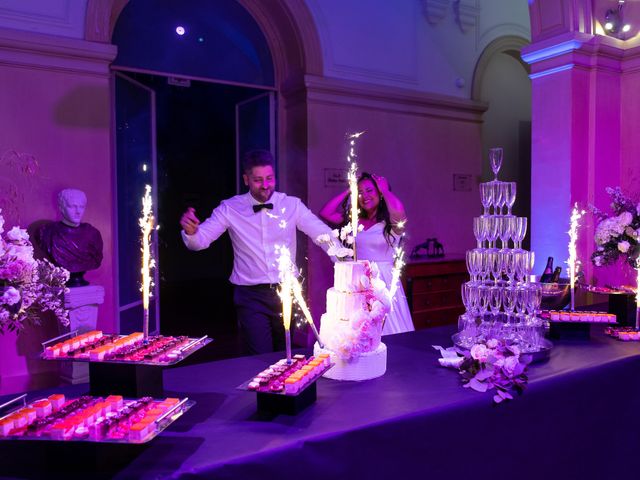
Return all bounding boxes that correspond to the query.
[608,293,636,327]
[548,321,591,340]
[0,392,194,474]
[42,331,212,397]
[238,358,333,416]
[256,383,318,416]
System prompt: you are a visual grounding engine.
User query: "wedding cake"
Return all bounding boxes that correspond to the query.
[314,260,390,381]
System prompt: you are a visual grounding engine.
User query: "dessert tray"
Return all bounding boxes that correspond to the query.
[0,393,193,444]
[238,353,332,396]
[238,354,333,415]
[579,284,636,295]
[605,326,640,341]
[41,330,211,366]
[540,310,617,324]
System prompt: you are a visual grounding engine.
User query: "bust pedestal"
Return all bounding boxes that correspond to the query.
[60,285,105,384]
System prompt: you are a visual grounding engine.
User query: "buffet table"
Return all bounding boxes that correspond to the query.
[2,325,640,479]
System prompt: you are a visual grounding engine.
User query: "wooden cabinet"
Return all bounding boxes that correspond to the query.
[402,256,467,329]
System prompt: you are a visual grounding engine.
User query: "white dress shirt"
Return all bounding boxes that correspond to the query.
[181,191,331,285]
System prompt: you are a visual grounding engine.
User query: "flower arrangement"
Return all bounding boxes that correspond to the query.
[591,187,640,268]
[0,209,69,334]
[327,261,390,360]
[316,223,364,260]
[434,338,532,404]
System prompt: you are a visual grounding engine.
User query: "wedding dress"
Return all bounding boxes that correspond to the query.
[356,222,414,335]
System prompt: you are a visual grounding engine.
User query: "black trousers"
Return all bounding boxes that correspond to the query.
[233,284,285,355]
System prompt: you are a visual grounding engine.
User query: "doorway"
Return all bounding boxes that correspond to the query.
[114,70,275,357]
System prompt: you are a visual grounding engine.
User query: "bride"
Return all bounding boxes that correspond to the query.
[319,172,414,335]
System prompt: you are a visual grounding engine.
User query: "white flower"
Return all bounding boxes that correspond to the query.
[618,211,633,227]
[6,244,36,266]
[327,245,353,259]
[7,227,29,243]
[618,240,631,253]
[470,344,489,362]
[339,224,353,241]
[345,235,354,245]
[331,229,339,238]
[316,233,330,243]
[486,338,499,349]
[503,356,520,376]
[370,262,380,278]
[1,286,21,305]
[358,224,364,232]
[594,256,603,266]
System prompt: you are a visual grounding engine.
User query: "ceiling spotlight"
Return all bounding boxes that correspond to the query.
[603,0,633,38]
[176,26,186,36]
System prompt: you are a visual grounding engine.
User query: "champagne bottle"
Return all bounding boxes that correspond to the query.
[540,257,554,283]
[549,266,562,283]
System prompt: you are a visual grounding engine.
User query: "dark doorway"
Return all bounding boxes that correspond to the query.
[117,72,273,359]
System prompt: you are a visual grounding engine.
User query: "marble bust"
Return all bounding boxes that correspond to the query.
[37,189,103,286]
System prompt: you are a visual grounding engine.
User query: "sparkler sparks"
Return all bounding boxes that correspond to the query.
[567,202,585,311]
[139,184,156,341]
[276,246,294,363]
[276,245,325,351]
[346,132,365,260]
[389,237,406,303]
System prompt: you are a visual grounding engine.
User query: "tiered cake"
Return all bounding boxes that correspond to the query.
[314,260,390,381]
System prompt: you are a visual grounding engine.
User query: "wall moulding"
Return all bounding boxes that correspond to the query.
[304,74,486,123]
[0,26,116,76]
[523,31,640,75]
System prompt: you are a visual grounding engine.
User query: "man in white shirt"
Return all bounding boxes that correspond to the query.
[180,150,331,354]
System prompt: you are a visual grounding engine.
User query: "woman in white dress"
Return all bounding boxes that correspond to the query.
[319,172,414,335]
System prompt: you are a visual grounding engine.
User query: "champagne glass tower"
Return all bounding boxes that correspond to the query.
[455,148,550,354]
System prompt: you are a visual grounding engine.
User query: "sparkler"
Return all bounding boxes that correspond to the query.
[389,236,406,301]
[277,246,294,364]
[567,202,585,311]
[139,184,156,341]
[347,131,364,260]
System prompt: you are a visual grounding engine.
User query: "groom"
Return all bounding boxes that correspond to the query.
[180,150,331,354]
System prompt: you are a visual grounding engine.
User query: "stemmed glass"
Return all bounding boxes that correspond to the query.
[498,217,512,249]
[492,182,504,215]
[480,183,493,216]
[489,147,503,182]
[473,217,484,249]
[512,217,527,250]
[505,182,516,215]
[487,217,499,249]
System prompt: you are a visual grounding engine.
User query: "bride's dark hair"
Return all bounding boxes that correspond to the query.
[341,171,396,247]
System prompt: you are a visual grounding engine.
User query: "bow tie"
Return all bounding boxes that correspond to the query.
[253,203,274,213]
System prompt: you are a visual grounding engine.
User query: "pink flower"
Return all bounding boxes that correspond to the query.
[618,241,631,253]
[486,338,499,349]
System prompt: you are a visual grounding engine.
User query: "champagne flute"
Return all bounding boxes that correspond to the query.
[505,182,516,215]
[489,147,503,182]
